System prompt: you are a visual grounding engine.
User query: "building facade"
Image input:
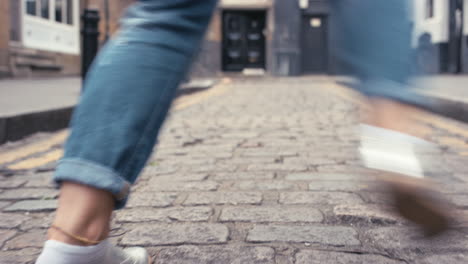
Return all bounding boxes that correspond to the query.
[2,0,467,79]
[196,0,468,77]
[412,0,468,74]
[2,0,81,78]
[0,0,132,79]
[193,0,338,77]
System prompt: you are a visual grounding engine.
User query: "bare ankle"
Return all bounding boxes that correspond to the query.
[48,182,114,245]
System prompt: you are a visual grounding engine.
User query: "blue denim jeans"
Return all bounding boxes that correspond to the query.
[331,0,424,105]
[54,0,417,209]
[54,0,218,208]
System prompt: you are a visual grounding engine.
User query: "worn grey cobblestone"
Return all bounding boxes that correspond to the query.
[246,225,360,246]
[364,227,468,251]
[183,192,263,206]
[295,250,405,264]
[2,77,468,263]
[333,204,404,225]
[0,213,30,228]
[0,188,58,200]
[219,206,323,223]
[126,192,178,208]
[0,229,17,248]
[0,179,26,189]
[448,194,468,208]
[308,181,381,192]
[3,199,57,212]
[415,254,468,264]
[120,223,229,246]
[0,248,41,264]
[233,181,299,191]
[18,213,55,231]
[142,180,220,192]
[285,173,370,181]
[211,172,275,181]
[23,172,55,188]
[116,207,213,223]
[3,229,46,249]
[279,191,364,205]
[0,202,10,209]
[155,245,275,264]
[151,173,208,182]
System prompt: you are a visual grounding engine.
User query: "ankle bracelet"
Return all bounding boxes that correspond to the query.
[50,225,104,245]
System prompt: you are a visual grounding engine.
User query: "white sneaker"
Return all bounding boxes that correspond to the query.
[109,244,151,264]
[35,240,151,264]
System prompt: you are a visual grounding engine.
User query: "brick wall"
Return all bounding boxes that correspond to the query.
[0,0,10,76]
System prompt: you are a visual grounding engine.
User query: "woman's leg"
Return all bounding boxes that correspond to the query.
[331,0,451,235]
[36,0,218,263]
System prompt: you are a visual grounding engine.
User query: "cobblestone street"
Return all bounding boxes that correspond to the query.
[1,76,468,263]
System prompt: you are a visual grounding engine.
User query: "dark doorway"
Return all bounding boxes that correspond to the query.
[448,0,463,73]
[301,15,328,74]
[222,10,266,71]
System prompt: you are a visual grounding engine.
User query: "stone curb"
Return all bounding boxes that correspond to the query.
[0,79,217,145]
[0,107,74,145]
[336,79,468,124]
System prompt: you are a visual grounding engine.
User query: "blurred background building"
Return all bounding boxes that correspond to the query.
[1,0,467,79]
[412,0,468,74]
[0,0,132,79]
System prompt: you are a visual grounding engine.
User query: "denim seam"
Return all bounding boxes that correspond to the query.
[120,72,178,180]
[57,158,123,176]
[55,158,131,200]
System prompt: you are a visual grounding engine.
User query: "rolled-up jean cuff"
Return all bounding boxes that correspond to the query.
[53,158,131,210]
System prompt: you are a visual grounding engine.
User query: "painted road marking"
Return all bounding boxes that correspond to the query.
[329,81,468,141]
[2,79,232,171]
[0,131,68,165]
[7,149,64,170]
[173,78,231,111]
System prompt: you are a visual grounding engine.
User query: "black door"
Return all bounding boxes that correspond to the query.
[301,16,328,73]
[222,11,266,71]
[448,0,464,73]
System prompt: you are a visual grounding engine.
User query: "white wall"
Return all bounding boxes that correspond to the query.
[22,0,80,54]
[412,0,450,46]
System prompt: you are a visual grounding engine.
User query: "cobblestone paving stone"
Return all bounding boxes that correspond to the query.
[155,245,275,264]
[295,250,406,264]
[247,225,361,246]
[2,76,468,263]
[126,192,178,208]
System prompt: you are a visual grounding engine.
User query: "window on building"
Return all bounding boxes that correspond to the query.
[22,0,79,54]
[40,0,49,19]
[55,0,63,22]
[26,0,36,16]
[25,0,74,25]
[426,0,434,19]
[10,0,21,41]
[66,0,73,25]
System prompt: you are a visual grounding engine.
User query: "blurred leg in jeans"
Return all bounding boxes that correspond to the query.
[331,0,451,235]
[36,1,218,263]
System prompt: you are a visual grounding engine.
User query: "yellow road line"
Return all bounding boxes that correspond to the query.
[172,78,231,111]
[328,81,368,107]
[329,81,468,139]
[7,149,64,170]
[3,79,232,170]
[410,111,468,138]
[0,130,68,165]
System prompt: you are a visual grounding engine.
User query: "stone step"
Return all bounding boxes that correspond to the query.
[9,45,53,61]
[14,56,62,71]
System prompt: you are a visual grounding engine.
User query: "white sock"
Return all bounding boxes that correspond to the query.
[359,124,435,178]
[35,240,127,264]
